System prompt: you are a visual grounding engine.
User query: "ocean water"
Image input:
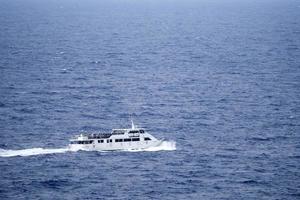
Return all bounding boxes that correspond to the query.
[0,0,300,199]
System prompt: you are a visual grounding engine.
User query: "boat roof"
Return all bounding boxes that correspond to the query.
[112,128,144,131]
[71,121,146,140]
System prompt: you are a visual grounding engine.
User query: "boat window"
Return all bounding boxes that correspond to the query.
[115,139,123,142]
[75,140,93,144]
[139,130,145,133]
[132,138,140,142]
[124,138,131,142]
[98,140,104,143]
[112,130,125,135]
[107,139,113,143]
[129,130,139,134]
[144,137,151,141]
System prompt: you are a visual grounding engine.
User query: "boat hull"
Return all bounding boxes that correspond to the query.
[69,140,163,151]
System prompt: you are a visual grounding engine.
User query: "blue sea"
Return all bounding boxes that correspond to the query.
[0,0,300,199]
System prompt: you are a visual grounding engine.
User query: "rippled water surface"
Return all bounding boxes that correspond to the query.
[0,0,300,199]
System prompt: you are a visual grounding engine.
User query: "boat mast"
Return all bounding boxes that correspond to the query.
[131,120,135,129]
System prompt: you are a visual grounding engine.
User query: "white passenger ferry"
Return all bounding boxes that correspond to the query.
[69,121,163,151]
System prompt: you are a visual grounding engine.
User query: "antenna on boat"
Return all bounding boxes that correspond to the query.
[131,120,135,129]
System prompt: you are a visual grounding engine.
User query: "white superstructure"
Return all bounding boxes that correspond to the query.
[69,121,163,151]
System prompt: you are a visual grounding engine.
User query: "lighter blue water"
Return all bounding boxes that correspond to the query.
[0,0,300,199]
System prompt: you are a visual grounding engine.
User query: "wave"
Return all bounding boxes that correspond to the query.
[248,135,289,142]
[0,148,71,157]
[0,141,176,158]
[123,141,176,152]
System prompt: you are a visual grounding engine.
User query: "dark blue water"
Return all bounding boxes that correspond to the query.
[1,0,300,199]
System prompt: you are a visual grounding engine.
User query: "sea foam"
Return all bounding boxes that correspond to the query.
[0,148,70,157]
[0,141,176,157]
[124,140,176,152]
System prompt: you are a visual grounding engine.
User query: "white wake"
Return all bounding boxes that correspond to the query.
[124,141,176,152]
[0,141,176,158]
[0,148,71,157]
